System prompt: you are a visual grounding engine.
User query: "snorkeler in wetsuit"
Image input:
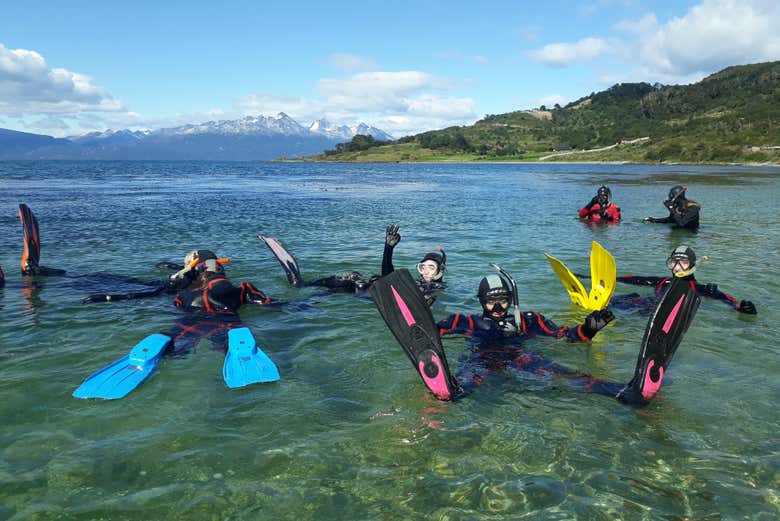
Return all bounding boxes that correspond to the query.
[578,185,621,223]
[382,224,446,293]
[259,225,446,296]
[644,185,701,230]
[614,246,757,315]
[372,268,700,406]
[15,202,200,300]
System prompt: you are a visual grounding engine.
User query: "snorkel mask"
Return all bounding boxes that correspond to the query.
[478,274,513,320]
[417,247,446,281]
[666,246,697,278]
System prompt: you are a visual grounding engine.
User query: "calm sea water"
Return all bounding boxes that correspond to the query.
[0,161,778,520]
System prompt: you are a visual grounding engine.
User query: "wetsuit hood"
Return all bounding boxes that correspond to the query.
[478,274,512,319]
[597,185,612,205]
[418,248,446,281]
[668,185,687,204]
[667,245,697,277]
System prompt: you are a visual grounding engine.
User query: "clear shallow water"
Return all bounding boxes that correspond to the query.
[0,161,778,520]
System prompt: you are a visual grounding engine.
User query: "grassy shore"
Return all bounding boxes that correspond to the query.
[288,140,780,166]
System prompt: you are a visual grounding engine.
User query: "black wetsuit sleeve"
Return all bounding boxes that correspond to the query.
[437,313,475,336]
[696,282,748,311]
[616,275,666,286]
[83,284,166,303]
[381,243,395,276]
[646,214,673,223]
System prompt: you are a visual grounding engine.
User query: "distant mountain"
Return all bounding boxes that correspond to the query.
[0,113,393,160]
[308,118,393,141]
[311,60,780,164]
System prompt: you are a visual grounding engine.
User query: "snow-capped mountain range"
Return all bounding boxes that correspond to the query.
[0,113,393,160]
[70,113,393,142]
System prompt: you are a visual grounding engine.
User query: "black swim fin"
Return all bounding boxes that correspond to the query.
[258,235,303,287]
[18,204,41,274]
[617,277,701,404]
[369,269,459,400]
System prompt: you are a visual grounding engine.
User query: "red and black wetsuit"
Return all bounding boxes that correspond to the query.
[578,202,621,223]
[434,311,627,399]
[614,274,756,314]
[168,273,275,355]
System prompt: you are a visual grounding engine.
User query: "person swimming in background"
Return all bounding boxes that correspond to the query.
[259,225,446,296]
[613,246,757,315]
[371,267,700,406]
[382,224,446,293]
[644,185,701,230]
[578,185,621,223]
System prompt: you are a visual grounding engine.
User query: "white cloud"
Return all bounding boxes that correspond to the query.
[527,37,612,66]
[235,70,477,136]
[614,13,658,35]
[630,0,780,81]
[0,43,123,117]
[325,53,378,72]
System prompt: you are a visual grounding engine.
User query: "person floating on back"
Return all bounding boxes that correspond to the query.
[371,267,699,406]
[259,224,446,297]
[578,185,621,224]
[613,246,757,315]
[644,185,700,230]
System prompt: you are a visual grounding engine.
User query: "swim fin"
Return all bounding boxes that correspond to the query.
[258,235,303,287]
[18,203,41,274]
[544,253,589,309]
[223,327,280,388]
[617,277,700,404]
[545,241,616,311]
[73,333,172,399]
[588,241,616,310]
[369,269,458,400]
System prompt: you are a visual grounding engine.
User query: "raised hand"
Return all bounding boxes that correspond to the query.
[385,224,401,247]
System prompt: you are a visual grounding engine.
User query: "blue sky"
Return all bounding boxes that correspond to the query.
[1,0,778,137]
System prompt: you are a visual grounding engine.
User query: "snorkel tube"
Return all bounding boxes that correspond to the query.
[489,263,521,334]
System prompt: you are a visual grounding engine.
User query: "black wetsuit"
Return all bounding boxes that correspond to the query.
[614,274,757,314]
[434,310,636,401]
[646,199,701,230]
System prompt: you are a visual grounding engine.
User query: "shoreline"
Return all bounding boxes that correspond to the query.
[277,158,780,167]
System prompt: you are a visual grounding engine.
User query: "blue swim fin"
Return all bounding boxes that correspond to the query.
[223,327,280,388]
[73,333,171,399]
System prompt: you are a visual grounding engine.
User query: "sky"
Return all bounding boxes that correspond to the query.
[1,0,779,138]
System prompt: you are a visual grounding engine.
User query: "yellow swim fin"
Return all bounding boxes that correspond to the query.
[544,253,589,309]
[588,241,616,310]
[545,241,617,311]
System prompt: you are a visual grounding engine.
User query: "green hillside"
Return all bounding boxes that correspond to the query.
[304,61,780,164]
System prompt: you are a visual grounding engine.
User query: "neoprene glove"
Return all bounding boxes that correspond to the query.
[586,196,598,209]
[385,224,401,247]
[737,300,757,314]
[581,309,615,338]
